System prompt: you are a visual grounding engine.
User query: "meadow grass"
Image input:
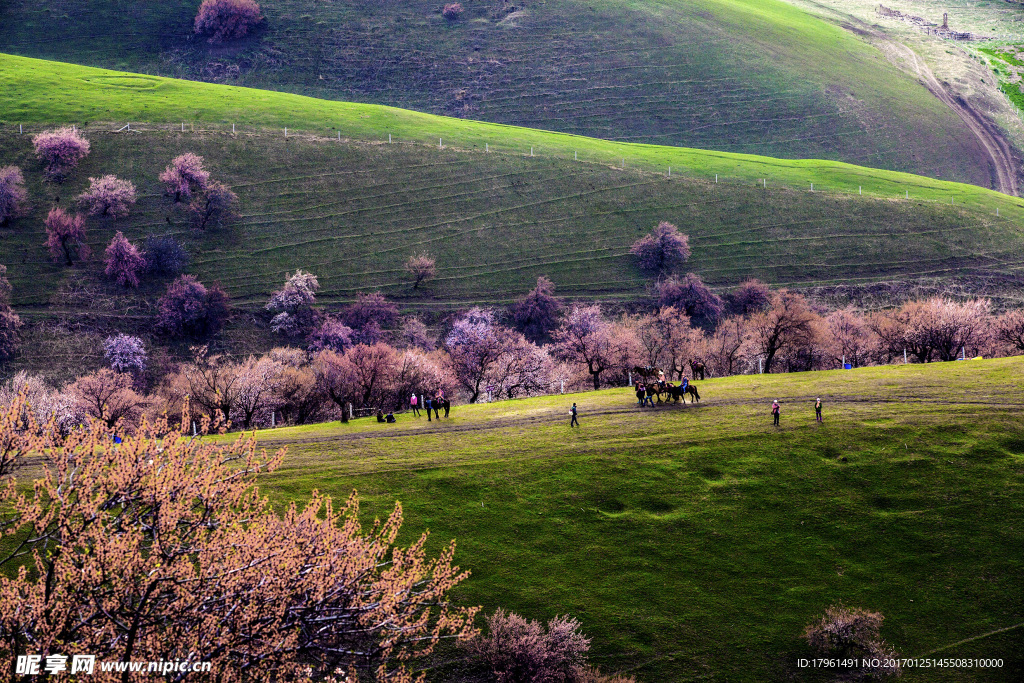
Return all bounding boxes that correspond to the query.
[0,0,998,185]
[198,357,1024,681]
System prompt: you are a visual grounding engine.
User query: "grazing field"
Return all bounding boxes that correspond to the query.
[206,357,1024,682]
[0,0,1003,187]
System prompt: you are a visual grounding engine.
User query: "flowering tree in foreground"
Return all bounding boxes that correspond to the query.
[44,207,90,266]
[77,175,137,218]
[0,166,28,226]
[195,0,264,42]
[0,394,478,682]
[32,127,91,181]
[103,231,147,287]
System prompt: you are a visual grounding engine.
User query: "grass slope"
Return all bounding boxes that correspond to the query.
[3,55,1024,380]
[0,0,1001,187]
[216,357,1024,682]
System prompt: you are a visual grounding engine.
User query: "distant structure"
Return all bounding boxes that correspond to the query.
[876,5,982,41]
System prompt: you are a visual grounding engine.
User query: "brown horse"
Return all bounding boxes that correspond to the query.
[688,359,706,381]
[666,383,701,404]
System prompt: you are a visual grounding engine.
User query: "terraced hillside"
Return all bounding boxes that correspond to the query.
[218,357,1024,682]
[3,55,1024,378]
[0,0,1006,188]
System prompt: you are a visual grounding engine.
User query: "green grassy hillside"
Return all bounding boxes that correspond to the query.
[214,357,1024,681]
[3,55,1024,380]
[0,0,1003,188]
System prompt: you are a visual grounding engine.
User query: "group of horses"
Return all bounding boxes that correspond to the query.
[632,362,704,405]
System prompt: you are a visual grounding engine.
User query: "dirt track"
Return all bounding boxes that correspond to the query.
[798,0,1019,196]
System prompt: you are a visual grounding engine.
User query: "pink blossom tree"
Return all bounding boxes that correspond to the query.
[67,368,147,430]
[994,309,1024,352]
[444,308,509,403]
[77,174,137,218]
[195,0,264,42]
[32,127,91,181]
[155,275,230,338]
[725,279,772,316]
[511,276,562,344]
[0,400,478,681]
[442,2,464,20]
[553,305,633,390]
[0,266,22,363]
[404,253,437,289]
[266,269,320,336]
[467,609,595,683]
[0,166,28,226]
[308,318,354,353]
[629,221,690,274]
[189,180,239,230]
[159,153,210,202]
[44,207,90,266]
[103,231,147,287]
[103,333,147,375]
[656,273,724,328]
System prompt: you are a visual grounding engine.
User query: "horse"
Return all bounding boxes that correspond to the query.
[643,382,667,404]
[688,359,706,381]
[632,365,658,383]
[441,398,451,417]
[665,383,701,404]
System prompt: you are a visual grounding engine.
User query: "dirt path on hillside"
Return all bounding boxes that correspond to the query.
[792,0,1019,196]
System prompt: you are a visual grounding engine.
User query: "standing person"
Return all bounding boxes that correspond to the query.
[410,393,420,417]
[424,396,433,422]
[636,384,645,407]
[570,402,579,428]
[815,397,823,423]
[772,399,780,427]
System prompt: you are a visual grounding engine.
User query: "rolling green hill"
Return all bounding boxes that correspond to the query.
[208,357,1024,682]
[2,55,1024,379]
[0,0,1006,188]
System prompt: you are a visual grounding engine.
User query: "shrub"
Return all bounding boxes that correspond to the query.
[103,333,147,375]
[32,127,90,181]
[442,2,464,20]
[194,0,263,42]
[145,235,190,275]
[44,207,90,266]
[468,609,591,683]
[804,604,900,680]
[77,174,137,218]
[103,231,147,287]
[404,252,437,289]
[629,221,690,274]
[159,153,210,202]
[0,397,478,680]
[0,166,28,225]
[188,180,238,230]
[155,275,230,338]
